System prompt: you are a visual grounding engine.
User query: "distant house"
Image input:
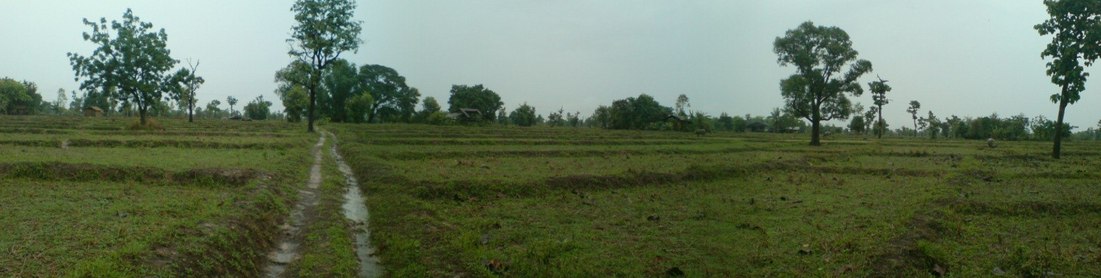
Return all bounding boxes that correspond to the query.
[665,114,690,130]
[446,108,482,121]
[83,106,103,117]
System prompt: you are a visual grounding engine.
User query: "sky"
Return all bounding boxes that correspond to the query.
[2,0,1100,129]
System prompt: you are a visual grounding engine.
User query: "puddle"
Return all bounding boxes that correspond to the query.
[264,134,326,277]
[329,132,384,277]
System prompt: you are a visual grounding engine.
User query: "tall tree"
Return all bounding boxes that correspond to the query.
[227,96,238,116]
[68,9,177,126]
[907,100,921,137]
[868,77,892,138]
[358,64,418,123]
[774,21,873,145]
[321,59,358,122]
[167,60,204,122]
[1036,0,1101,158]
[288,0,363,132]
[447,84,503,122]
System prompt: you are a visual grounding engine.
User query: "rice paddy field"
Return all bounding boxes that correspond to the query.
[331,123,1101,277]
[3,115,1101,277]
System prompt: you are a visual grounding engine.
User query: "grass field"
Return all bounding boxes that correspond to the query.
[332,124,1101,277]
[2,116,1100,277]
[0,116,362,277]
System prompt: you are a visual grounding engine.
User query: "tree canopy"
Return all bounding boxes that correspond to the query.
[1035,0,1101,158]
[288,0,362,132]
[359,64,418,123]
[447,84,503,122]
[774,21,873,145]
[68,9,177,126]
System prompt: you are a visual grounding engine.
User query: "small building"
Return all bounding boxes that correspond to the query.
[83,106,103,117]
[446,108,482,121]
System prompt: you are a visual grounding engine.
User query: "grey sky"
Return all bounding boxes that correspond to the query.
[2,1,1099,129]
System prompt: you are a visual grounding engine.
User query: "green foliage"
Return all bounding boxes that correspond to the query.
[359,64,419,123]
[607,94,671,130]
[289,0,363,131]
[774,21,873,145]
[344,92,374,123]
[166,61,204,122]
[849,116,866,134]
[1036,0,1101,157]
[321,59,359,122]
[425,111,452,125]
[0,78,44,115]
[68,9,177,125]
[447,84,503,123]
[510,103,537,127]
[244,95,272,120]
[417,96,442,122]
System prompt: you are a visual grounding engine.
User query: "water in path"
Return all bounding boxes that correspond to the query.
[328,132,384,277]
[264,134,326,277]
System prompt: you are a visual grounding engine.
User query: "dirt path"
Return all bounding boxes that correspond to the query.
[327,131,384,277]
[264,133,326,277]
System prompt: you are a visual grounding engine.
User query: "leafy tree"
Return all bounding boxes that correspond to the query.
[68,9,177,125]
[863,106,878,135]
[1035,0,1101,158]
[510,103,537,127]
[607,94,671,130]
[417,96,442,122]
[774,21,873,145]
[344,92,374,123]
[275,61,311,122]
[497,108,509,125]
[54,88,68,114]
[0,78,44,115]
[567,111,581,127]
[717,112,736,131]
[548,108,565,127]
[359,64,418,123]
[288,0,362,132]
[849,116,866,134]
[321,59,358,122]
[868,78,892,138]
[205,99,223,118]
[447,84,503,122]
[590,105,611,129]
[227,96,238,116]
[167,60,204,122]
[926,111,940,139]
[767,108,803,133]
[244,95,272,120]
[675,94,690,117]
[907,100,921,137]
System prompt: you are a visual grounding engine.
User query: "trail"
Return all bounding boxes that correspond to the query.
[264,133,326,277]
[327,131,384,277]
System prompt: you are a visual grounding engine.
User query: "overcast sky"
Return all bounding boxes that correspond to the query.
[2,0,1100,129]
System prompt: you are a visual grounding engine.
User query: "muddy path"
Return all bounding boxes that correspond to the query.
[327,131,384,277]
[264,133,326,277]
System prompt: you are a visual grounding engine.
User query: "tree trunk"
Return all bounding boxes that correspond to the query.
[188,100,194,123]
[307,80,316,133]
[876,105,884,139]
[810,105,821,146]
[1053,93,1069,159]
[912,118,918,137]
[139,105,147,126]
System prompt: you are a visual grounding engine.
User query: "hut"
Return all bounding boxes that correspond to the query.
[83,106,103,117]
[446,108,482,121]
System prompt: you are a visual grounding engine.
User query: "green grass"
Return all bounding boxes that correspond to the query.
[333,123,1101,277]
[0,116,313,277]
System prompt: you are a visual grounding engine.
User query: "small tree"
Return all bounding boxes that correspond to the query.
[205,99,222,118]
[345,92,373,123]
[868,78,892,138]
[907,100,921,137]
[167,60,203,122]
[509,103,537,127]
[244,95,272,120]
[227,96,238,116]
[417,96,441,122]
